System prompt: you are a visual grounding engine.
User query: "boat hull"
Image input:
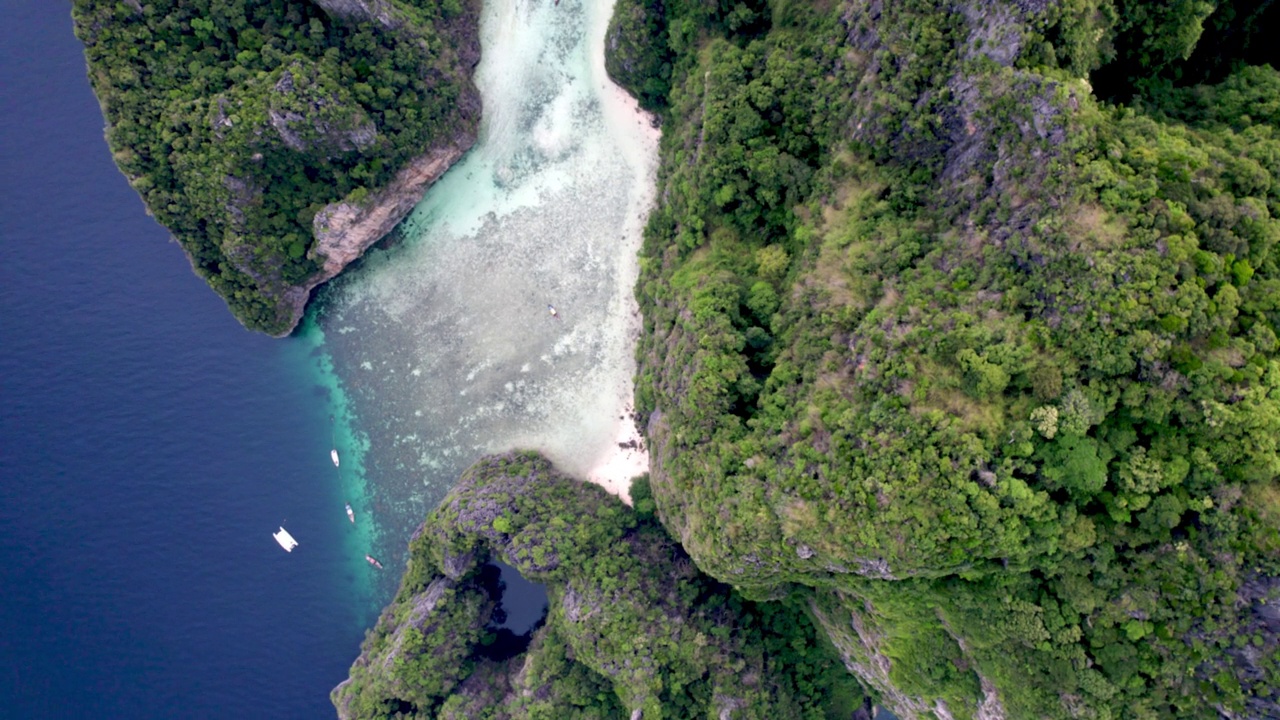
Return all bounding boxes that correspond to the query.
[273,527,298,552]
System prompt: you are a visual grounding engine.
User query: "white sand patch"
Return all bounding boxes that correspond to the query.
[575,0,658,500]
[589,0,662,171]
[586,405,648,503]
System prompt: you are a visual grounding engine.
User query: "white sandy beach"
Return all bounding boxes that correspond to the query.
[574,0,660,503]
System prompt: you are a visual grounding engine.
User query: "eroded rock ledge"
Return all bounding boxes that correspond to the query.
[73,0,481,336]
[273,137,470,336]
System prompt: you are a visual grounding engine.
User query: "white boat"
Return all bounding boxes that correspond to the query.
[273,526,298,552]
[331,449,340,467]
[345,503,355,524]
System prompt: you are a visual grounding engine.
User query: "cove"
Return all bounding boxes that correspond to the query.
[304,0,659,580]
[0,0,656,716]
[478,560,551,661]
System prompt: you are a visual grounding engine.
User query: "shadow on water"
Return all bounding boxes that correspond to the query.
[476,560,549,661]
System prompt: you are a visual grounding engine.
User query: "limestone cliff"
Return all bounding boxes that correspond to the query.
[628,0,1280,717]
[274,137,470,335]
[332,453,864,720]
[324,0,1280,716]
[311,0,400,29]
[73,0,482,335]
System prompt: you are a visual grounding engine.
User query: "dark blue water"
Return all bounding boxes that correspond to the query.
[492,561,549,635]
[0,6,374,719]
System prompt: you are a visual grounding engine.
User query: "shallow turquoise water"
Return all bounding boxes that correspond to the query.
[308,0,657,567]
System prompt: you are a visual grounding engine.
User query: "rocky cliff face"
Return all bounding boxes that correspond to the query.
[332,574,494,720]
[310,145,462,276]
[74,0,482,335]
[640,0,1083,594]
[263,2,483,336]
[311,0,399,29]
[332,453,864,719]
[272,137,470,335]
[630,0,1280,717]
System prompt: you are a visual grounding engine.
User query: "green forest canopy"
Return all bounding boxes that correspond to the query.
[73,0,478,334]
[618,0,1280,717]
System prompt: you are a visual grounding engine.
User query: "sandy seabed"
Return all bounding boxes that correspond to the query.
[313,0,660,530]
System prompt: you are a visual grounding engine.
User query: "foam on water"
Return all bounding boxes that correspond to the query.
[308,0,658,565]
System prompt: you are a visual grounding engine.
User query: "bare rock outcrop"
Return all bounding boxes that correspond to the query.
[811,589,1006,720]
[810,593,939,720]
[272,137,470,335]
[331,573,493,720]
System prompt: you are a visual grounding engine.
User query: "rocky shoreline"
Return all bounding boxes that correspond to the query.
[272,134,473,336]
[74,0,484,336]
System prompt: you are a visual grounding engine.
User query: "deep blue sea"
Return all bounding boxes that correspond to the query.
[0,6,378,718]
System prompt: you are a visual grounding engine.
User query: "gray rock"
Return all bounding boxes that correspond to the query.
[310,0,399,28]
[267,108,377,155]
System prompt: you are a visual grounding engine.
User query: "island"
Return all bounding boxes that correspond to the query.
[75,0,1280,717]
[73,0,481,335]
[332,452,864,719]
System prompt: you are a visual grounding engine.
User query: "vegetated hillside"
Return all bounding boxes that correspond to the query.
[72,0,480,335]
[329,0,1279,717]
[604,0,670,112]
[616,0,1280,717]
[332,452,863,720]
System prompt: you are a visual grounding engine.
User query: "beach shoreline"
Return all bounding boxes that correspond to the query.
[576,0,659,503]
